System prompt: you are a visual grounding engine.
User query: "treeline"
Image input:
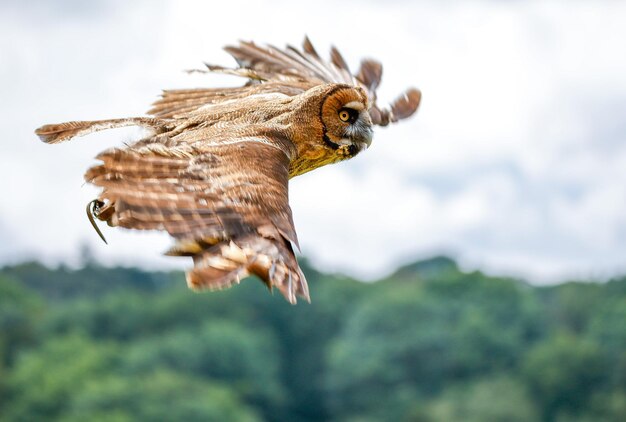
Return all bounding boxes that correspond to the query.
[0,256,625,421]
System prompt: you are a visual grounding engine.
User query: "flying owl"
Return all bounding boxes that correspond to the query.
[35,38,421,304]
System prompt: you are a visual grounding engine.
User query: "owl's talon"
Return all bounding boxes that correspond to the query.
[86,199,108,245]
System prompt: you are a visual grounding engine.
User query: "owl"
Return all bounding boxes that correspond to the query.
[35,37,421,304]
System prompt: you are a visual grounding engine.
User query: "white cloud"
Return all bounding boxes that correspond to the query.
[1,0,625,283]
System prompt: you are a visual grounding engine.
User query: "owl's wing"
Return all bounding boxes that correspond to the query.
[85,134,308,304]
[149,37,420,126]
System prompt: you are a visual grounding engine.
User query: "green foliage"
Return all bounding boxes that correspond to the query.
[1,261,174,301]
[4,334,260,422]
[417,376,539,422]
[0,257,624,421]
[588,298,626,370]
[538,282,607,334]
[122,320,284,414]
[63,370,261,422]
[522,333,608,421]
[4,334,122,421]
[326,274,542,420]
[0,276,42,366]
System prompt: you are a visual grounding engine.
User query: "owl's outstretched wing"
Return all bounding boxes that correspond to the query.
[85,134,308,304]
[149,37,420,126]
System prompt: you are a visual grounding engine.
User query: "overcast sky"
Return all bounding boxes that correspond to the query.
[1,0,625,283]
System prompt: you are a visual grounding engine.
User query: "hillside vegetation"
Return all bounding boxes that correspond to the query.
[1,257,625,421]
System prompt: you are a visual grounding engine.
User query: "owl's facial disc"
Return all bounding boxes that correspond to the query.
[318,85,374,157]
[323,102,372,152]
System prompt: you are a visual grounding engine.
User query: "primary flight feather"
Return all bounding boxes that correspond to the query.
[35,37,421,304]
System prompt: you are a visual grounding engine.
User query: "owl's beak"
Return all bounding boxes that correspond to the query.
[356,126,373,150]
[353,113,373,149]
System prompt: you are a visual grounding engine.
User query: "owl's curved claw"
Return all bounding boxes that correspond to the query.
[86,199,108,245]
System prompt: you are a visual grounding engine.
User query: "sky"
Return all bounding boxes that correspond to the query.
[1,0,625,283]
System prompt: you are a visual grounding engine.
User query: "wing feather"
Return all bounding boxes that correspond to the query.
[35,118,164,144]
[85,137,307,303]
[149,37,420,125]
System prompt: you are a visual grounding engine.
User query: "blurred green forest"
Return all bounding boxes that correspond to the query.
[1,256,625,421]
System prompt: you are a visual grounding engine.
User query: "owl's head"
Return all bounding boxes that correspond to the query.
[315,84,373,157]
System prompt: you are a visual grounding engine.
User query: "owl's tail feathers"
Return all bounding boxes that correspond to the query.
[35,117,164,144]
[179,236,310,304]
[370,88,422,127]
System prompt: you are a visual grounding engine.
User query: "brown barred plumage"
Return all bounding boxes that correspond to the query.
[35,37,421,304]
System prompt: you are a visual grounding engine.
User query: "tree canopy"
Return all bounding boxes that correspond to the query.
[1,257,624,421]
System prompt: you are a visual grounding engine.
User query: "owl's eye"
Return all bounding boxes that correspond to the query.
[338,108,358,124]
